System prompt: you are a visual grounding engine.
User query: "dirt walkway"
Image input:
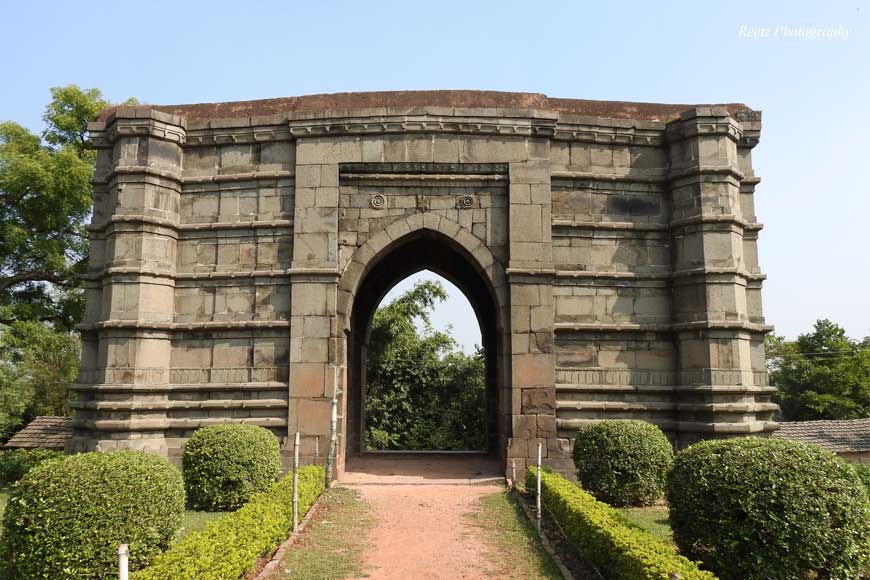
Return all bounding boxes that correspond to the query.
[344,483,505,580]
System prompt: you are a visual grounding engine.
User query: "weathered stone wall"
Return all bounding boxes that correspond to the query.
[71,92,777,477]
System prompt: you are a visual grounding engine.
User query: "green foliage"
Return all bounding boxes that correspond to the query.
[183,423,282,511]
[1,85,134,329]
[767,319,870,420]
[365,280,487,450]
[666,437,870,580]
[0,449,64,486]
[42,86,113,154]
[572,420,674,507]
[0,363,29,441]
[0,451,185,579]
[526,467,715,580]
[0,321,79,441]
[853,463,870,489]
[132,465,325,580]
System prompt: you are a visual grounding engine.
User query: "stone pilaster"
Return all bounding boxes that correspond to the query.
[666,108,777,446]
[288,142,344,466]
[70,108,186,455]
[506,156,566,472]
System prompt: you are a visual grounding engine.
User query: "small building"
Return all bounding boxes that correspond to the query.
[4,416,73,452]
[775,418,870,464]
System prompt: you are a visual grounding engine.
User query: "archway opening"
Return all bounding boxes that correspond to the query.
[344,229,504,465]
[363,270,486,451]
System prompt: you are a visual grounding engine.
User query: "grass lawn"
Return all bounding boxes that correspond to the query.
[617,505,674,545]
[468,491,562,580]
[276,487,374,580]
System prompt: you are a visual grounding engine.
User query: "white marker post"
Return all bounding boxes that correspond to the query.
[293,431,300,531]
[536,442,542,531]
[118,544,129,580]
[326,398,338,488]
[511,460,516,489]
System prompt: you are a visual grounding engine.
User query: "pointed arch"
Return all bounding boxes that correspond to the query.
[337,212,506,329]
[337,212,510,462]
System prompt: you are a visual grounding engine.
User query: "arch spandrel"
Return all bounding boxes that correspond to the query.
[337,214,507,331]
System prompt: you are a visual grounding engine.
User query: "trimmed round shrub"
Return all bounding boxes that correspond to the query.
[183,423,281,511]
[572,420,674,506]
[0,450,184,579]
[0,449,64,486]
[667,437,870,580]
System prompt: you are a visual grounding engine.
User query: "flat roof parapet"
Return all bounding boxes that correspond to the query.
[96,90,755,125]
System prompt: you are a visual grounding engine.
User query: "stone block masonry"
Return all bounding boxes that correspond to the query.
[72,91,777,478]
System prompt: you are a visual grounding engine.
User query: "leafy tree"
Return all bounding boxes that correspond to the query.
[0,86,130,440]
[0,86,134,330]
[364,280,488,450]
[0,362,29,442]
[767,319,870,420]
[0,322,79,441]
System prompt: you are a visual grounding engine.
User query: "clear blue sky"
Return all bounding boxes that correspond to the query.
[3,1,868,350]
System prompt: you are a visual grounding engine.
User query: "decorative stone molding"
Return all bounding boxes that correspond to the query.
[340,174,506,188]
[553,320,772,334]
[556,400,779,414]
[80,320,292,332]
[552,270,670,280]
[556,418,779,435]
[72,398,288,412]
[341,162,509,175]
[287,114,557,138]
[551,122,664,146]
[72,417,288,431]
[185,127,293,146]
[555,367,676,386]
[91,165,184,187]
[89,110,187,147]
[551,219,667,232]
[664,108,744,143]
[75,366,289,385]
[73,380,288,393]
[181,170,294,184]
[178,219,293,231]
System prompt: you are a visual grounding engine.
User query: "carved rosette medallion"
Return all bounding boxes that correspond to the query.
[370,194,386,209]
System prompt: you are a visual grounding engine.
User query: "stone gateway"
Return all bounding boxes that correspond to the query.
[72,91,777,478]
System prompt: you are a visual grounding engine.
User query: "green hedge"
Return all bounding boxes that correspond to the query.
[183,424,282,511]
[132,465,325,580]
[526,467,715,580]
[667,437,870,580]
[0,449,64,486]
[572,420,674,506]
[1,451,184,579]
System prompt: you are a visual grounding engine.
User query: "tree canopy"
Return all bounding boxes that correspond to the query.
[767,319,870,420]
[0,86,134,330]
[0,86,134,441]
[0,321,80,440]
[364,280,488,451]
